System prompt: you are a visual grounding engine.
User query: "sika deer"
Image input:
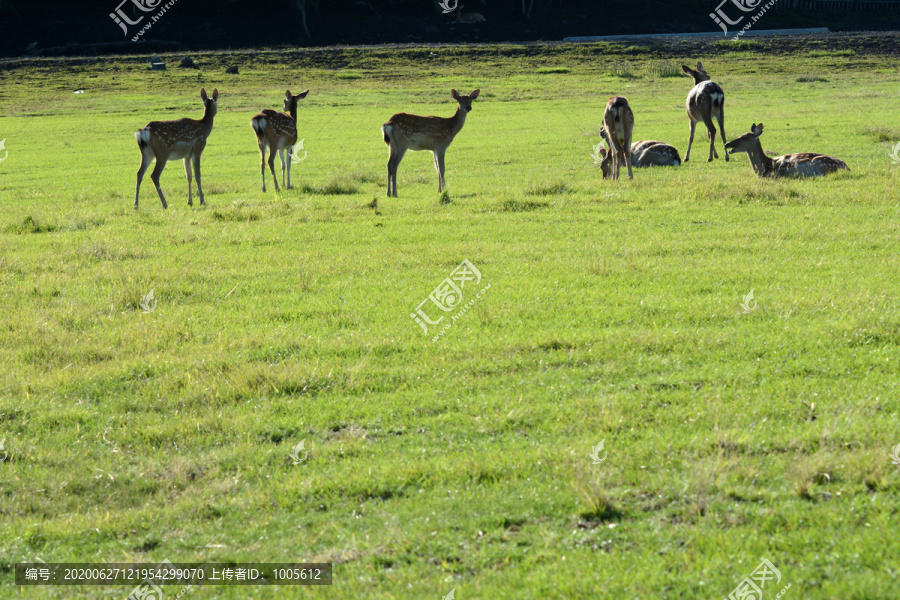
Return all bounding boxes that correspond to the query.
[135,88,218,209]
[682,62,727,163]
[382,89,480,197]
[724,123,849,178]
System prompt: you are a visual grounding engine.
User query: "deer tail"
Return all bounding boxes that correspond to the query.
[251,116,266,138]
[382,124,392,144]
[135,128,150,150]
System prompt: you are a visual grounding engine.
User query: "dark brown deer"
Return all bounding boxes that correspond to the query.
[601,96,635,180]
[250,89,309,192]
[725,123,849,178]
[682,62,727,163]
[135,88,218,209]
[382,89,480,197]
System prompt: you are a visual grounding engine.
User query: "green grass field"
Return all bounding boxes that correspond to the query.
[1,41,900,599]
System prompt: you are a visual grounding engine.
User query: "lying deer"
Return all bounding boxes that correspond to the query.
[724,123,849,178]
[135,88,218,209]
[598,127,681,179]
[682,61,727,163]
[250,89,309,192]
[382,89,479,197]
[601,96,635,180]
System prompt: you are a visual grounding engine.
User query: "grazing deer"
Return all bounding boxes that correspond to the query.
[601,96,634,180]
[724,123,849,178]
[250,89,309,192]
[135,88,218,209]
[382,89,480,197]
[596,134,681,179]
[682,61,727,163]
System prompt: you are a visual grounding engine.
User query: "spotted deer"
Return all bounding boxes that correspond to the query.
[381,89,479,197]
[596,134,681,179]
[725,123,849,178]
[601,96,635,180]
[250,89,309,192]
[682,61,727,163]
[135,88,218,209]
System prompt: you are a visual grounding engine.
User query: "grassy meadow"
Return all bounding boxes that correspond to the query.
[1,40,900,598]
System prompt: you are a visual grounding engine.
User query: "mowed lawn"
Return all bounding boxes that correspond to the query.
[1,41,899,598]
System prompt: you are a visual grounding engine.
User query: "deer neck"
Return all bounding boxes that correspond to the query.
[747,138,774,177]
[288,101,298,124]
[200,102,217,135]
[448,105,468,136]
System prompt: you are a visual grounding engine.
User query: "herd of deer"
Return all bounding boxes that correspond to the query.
[133,61,849,209]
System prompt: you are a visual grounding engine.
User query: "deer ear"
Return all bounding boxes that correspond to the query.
[200,88,207,100]
[696,61,703,70]
[470,89,480,99]
[682,65,693,75]
[756,123,764,135]
[286,90,292,98]
[451,89,460,100]
[297,89,309,98]
[211,88,218,100]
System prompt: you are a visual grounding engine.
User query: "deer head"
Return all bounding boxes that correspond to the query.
[682,61,711,85]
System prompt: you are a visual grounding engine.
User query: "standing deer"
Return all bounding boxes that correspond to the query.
[724,123,849,177]
[596,135,681,179]
[135,88,218,209]
[382,89,480,197]
[601,96,634,180]
[250,89,309,192]
[682,61,727,163]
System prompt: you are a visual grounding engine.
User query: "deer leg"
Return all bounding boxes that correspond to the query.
[684,119,697,163]
[149,158,169,209]
[433,150,446,193]
[183,157,193,206]
[623,131,634,181]
[286,146,293,189]
[716,108,728,162]
[702,113,718,162]
[267,147,280,192]
[258,140,268,192]
[278,149,287,189]
[388,147,405,198]
[135,152,153,210]
[192,154,205,205]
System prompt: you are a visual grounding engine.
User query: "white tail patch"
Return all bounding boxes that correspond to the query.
[252,116,266,137]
